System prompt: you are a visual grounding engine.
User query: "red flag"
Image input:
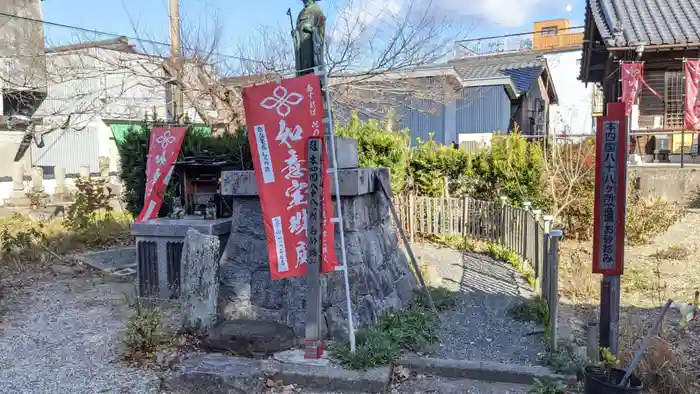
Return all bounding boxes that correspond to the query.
[243,73,338,280]
[136,127,186,222]
[621,62,643,116]
[685,59,700,130]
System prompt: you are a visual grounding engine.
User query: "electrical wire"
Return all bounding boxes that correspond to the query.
[0,10,288,68]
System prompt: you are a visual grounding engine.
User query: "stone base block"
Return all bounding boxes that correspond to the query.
[131,218,232,299]
[218,190,418,340]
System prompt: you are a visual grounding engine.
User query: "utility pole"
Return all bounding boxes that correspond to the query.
[168,0,183,123]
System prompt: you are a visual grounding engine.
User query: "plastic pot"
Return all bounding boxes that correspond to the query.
[584,366,643,394]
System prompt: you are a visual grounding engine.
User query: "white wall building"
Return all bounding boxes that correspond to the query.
[543,50,598,137]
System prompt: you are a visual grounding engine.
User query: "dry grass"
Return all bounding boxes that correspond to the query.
[558,246,598,303]
[651,244,693,261]
[619,312,699,394]
[0,210,132,273]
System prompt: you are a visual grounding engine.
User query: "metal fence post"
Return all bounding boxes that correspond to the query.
[548,229,563,353]
[499,196,507,245]
[522,201,531,262]
[408,194,416,244]
[541,215,553,300]
[532,209,542,293]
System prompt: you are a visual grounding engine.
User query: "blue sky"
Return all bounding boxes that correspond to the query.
[41,0,586,57]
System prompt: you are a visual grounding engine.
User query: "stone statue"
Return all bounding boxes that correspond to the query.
[205,199,217,220]
[170,197,185,219]
[290,0,326,76]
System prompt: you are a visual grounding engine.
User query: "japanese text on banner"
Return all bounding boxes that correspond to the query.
[243,73,338,280]
[598,120,619,271]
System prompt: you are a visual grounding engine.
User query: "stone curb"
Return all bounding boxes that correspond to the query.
[261,359,391,393]
[397,354,573,385]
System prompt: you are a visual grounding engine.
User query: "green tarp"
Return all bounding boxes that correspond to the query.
[109,123,212,145]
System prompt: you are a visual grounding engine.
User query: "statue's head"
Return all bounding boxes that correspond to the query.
[302,0,318,5]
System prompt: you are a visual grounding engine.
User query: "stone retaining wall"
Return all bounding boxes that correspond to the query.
[217,168,418,339]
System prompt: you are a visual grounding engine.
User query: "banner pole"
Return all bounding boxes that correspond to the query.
[317,67,356,354]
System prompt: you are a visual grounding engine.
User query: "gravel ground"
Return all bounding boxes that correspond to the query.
[0,267,162,394]
[413,243,544,365]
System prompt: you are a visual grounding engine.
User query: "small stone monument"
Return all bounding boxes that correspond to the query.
[79,165,90,178]
[31,167,44,192]
[9,162,26,200]
[54,167,68,198]
[180,228,220,333]
[98,156,110,178]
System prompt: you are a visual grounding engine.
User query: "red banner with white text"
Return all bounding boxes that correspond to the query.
[243,73,338,280]
[136,127,186,222]
[621,62,643,116]
[685,59,700,130]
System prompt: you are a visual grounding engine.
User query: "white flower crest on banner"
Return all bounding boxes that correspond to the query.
[260,85,304,117]
[156,129,176,149]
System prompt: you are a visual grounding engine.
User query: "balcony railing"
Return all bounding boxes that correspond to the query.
[455,26,584,57]
[533,33,584,50]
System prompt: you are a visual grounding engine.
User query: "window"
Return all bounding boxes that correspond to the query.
[638,70,684,129]
[591,84,604,115]
[664,71,684,128]
[541,26,558,36]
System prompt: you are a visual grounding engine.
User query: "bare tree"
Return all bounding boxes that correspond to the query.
[0,0,475,145]
[541,137,597,239]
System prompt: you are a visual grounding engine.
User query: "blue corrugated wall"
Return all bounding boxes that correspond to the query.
[398,99,445,146]
[456,86,511,134]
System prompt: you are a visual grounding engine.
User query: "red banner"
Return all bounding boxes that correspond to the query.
[685,59,700,130]
[243,73,338,280]
[592,102,627,275]
[136,127,186,222]
[621,62,642,116]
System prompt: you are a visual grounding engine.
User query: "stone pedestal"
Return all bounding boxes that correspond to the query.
[31,167,44,192]
[218,167,417,339]
[79,165,90,178]
[130,218,232,299]
[98,156,110,178]
[9,162,26,199]
[53,167,69,201]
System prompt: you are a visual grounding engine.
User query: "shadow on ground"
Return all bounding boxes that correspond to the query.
[412,243,544,366]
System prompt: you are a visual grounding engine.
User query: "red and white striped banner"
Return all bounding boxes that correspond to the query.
[685,59,700,130]
[136,126,186,222]
[243,73,338,280]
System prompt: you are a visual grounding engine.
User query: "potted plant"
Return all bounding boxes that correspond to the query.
[583,347,642,394]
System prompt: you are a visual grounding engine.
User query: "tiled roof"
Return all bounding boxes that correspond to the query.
[449,52,546,95]
[589,0,700,47]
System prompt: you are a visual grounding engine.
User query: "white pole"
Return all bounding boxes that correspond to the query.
[318,68,356,353]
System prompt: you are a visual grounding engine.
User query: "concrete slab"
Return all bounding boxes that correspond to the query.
[167,353,390,394]
[398,354,573,385]
[72,246,136,272]
[273,349,331,367]
[261,358,391,393]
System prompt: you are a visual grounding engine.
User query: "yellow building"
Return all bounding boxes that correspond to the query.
[532,19,583,51]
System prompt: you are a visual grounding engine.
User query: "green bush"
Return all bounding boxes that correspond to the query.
[118,125,251,216]
[409,136,474,197]
[472,132,545,204]
[335,112,411,194]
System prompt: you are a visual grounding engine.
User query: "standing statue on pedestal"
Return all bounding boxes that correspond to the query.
[288,0,326,76]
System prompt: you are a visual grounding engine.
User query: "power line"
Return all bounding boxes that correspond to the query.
[0,10,281,66]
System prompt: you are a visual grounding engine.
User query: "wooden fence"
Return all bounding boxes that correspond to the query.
[393,194,564,351]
